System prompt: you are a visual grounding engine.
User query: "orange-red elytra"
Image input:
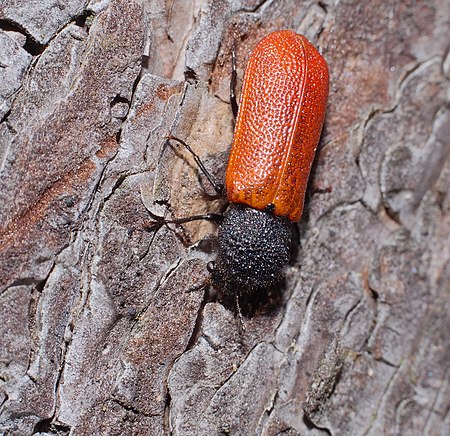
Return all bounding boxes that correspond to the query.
[226,30,329,222]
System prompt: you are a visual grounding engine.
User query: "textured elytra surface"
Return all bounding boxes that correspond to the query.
[226,30,329,221]
[0,0,449,435]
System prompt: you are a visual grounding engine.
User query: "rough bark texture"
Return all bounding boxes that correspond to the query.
[1,0,449,435]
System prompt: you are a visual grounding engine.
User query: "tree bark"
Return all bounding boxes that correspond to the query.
[1,0,449,435]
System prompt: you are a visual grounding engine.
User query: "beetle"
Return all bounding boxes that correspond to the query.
[150,30,329,300]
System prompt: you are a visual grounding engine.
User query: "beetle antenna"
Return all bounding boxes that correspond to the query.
[166,135,225,196]
[143,212,224,233]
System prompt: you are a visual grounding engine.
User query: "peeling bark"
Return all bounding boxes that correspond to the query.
[1,0,449,435]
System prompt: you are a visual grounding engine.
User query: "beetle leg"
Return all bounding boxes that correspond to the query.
[235,295,246,333]
[230,45,239,119]
[166,135,225,196]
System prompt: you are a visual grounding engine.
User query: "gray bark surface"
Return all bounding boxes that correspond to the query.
[1,0,449,435]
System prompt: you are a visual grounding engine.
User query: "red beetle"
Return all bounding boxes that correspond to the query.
[156,30,329,296]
